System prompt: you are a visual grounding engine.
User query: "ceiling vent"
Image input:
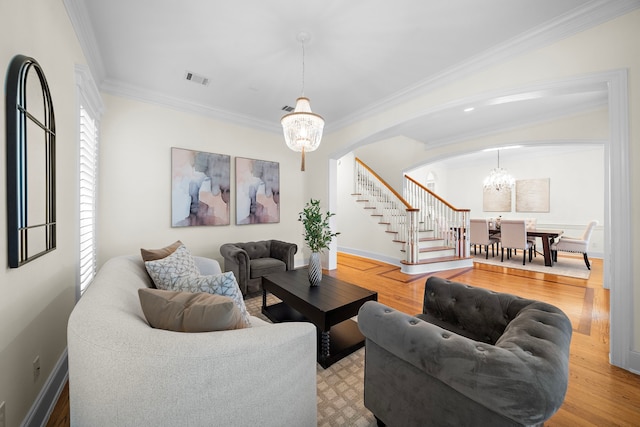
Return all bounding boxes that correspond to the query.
[281,105,295,112]
[184,71,210,86]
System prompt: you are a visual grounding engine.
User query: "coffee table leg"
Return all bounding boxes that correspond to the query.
[321,331,331,359]
[262,289,266,309]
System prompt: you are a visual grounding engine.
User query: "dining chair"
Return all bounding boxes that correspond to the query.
[550,220,598,269]
[525,217,537,257]
[499,219,533,265]
[470,218,499,259]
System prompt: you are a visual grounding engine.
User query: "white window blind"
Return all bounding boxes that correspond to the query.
[79,105,98,294]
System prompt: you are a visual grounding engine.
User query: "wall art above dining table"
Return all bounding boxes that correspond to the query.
[483,178,550,213]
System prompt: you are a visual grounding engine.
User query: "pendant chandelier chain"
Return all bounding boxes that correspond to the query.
[301,41,305,96]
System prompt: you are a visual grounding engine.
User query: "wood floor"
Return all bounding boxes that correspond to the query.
[46,253,640,426]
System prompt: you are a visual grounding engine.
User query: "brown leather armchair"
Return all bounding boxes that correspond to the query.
[220,240,297,295]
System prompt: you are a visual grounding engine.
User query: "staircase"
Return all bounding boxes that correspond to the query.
[353,158,472,274]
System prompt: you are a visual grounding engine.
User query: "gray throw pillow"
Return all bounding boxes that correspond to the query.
[140,240,183,262]
[172,272,251,326]
[138,288,246,332]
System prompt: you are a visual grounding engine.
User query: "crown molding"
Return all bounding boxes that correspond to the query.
[64,0,639,135]
[63,0,106,84]
[330,0,640,131]
[100,78,280,133]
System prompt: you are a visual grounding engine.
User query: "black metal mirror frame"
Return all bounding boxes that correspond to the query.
[6,54,56,268]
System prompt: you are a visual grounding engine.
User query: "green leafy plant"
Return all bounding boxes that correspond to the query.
[298,199,340,253]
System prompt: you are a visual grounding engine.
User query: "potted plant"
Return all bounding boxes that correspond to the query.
[298,199,340,286]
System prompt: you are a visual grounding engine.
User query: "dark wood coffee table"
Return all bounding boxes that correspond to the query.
[262,269,377,368]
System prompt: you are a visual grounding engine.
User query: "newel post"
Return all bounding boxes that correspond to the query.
[406,209,420,263]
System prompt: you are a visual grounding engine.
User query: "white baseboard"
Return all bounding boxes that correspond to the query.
[337,247,403,268]
[21,348,68,427]
[625,349,640,375]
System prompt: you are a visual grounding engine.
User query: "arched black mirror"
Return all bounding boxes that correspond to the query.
[5,55,56,268]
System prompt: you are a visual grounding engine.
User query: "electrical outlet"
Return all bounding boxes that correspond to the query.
[33,356,41,382]
[0,401,6,427]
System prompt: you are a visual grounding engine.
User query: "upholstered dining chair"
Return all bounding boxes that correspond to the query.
[551,220,598,269]
[470,218,499,259]
[525,218,538,257]
[499,219,533,265]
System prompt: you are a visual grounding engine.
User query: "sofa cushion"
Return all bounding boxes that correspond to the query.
[138,288,246,332]
[144,244,200,289]
[249,258,286,279]
[140,240,182,261]
[172,272,251,326]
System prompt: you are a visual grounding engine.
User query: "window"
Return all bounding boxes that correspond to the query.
[75,65,103,296]
[78,106,98,294]
[5,55,57,268]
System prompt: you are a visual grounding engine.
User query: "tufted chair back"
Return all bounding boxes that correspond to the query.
[420,276,531,344]
[235,240,271,259]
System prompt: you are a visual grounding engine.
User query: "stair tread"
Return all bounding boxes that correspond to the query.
[401,255,472,265]
[419,246,451,253]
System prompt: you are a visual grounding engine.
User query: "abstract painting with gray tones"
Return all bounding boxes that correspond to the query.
[235,157,279,224]
[172,147,230,226]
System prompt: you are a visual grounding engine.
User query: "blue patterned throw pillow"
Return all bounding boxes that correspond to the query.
[144,244,199,290]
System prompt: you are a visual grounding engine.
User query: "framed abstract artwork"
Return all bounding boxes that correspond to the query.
[171,147,230,226]
[483,187,512,212]
[235,157,280,224]
[516,178,550,212]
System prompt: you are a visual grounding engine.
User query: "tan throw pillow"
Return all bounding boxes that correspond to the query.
[140,240,183,262]
[138,288,246,332]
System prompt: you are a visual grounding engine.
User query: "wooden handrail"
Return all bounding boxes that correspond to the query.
[355,157,415,210]
[404,174,470,212]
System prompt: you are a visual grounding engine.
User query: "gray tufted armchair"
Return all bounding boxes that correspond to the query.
[358,276,572,427]
[220,240,297,295]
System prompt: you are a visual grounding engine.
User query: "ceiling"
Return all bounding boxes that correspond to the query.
[66,0,637,142]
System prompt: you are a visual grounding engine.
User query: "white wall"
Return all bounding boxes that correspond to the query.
[98,94,310,267]
[0,1,87,425]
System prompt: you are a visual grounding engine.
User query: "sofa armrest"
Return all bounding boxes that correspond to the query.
[358,300,571,425]
[219,244,250,294]
[193,256,222,276]
[269,240,297,270]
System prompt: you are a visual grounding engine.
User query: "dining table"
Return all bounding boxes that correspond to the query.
[489,226,563,267]
[526,229,564,267]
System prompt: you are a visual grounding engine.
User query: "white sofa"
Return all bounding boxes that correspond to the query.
[67,255,317,427]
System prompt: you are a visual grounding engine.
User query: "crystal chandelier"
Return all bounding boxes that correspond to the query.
[483,150,515,191]
[281,32,324,171]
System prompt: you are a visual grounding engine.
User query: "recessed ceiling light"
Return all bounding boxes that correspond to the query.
[464,107,475,112]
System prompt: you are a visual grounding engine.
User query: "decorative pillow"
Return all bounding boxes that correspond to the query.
[140,240,183,262]
[144,244,200,290]
[173,272,251,326]
[138,288,246,332]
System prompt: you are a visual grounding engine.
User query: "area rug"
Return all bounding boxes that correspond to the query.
[244,294,377,427]
[472,250,591,279]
